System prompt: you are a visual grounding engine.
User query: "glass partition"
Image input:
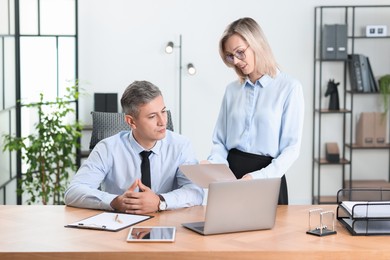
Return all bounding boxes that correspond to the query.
[40,0,76,35]
[0,0,78,205]
[4,37,16,109]
[0,0,16,205]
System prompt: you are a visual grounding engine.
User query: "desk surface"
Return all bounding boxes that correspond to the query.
[0,205,389,260]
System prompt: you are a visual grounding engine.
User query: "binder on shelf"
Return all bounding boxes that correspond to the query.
[356,112,375,146]
[374,112,387,146]
[335,24,348,60]
[348,54,377,93]
[322,24,348,60]
[322,24,336,59]
[356,112,387,147]
[336,188,390,236]
[367,58,379,92]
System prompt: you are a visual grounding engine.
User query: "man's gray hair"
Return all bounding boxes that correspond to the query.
[120,80,162,117]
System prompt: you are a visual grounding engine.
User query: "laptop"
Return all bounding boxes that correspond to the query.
[182,177,281,235]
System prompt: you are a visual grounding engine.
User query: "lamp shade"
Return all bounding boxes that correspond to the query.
[187,63,196,75]
[165,42,174,54]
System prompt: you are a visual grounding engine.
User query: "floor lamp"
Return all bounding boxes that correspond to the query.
[165,34,196,133]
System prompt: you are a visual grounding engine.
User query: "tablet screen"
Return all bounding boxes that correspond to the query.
[126,226,176,242]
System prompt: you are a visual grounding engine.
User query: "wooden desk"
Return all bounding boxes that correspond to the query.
[0,205,389,260]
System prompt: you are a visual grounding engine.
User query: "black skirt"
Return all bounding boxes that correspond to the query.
[227,148,288,205]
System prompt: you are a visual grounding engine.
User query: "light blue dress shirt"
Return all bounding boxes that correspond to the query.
[207,71,304,179]
[64,130,204,211]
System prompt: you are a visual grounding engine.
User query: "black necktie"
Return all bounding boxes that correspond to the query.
[140,151,152,189]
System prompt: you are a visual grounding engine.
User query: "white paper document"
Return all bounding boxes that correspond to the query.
[179,164,237,188]
[65,212,152,231]
[341,201,390,218]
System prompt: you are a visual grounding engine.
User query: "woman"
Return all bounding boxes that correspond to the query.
[207,17,304,204]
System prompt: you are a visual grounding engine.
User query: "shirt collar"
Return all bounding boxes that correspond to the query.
[243,69,280,89]
[128,131,161,155]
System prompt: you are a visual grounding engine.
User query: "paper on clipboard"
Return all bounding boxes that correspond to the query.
[179,164,236,188]
[65,212,152,232]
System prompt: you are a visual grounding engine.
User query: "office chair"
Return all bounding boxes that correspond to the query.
[89,110,174,150]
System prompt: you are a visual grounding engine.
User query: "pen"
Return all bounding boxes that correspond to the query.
[114,214,123,223]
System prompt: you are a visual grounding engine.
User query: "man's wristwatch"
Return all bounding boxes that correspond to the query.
[158,194,167,211]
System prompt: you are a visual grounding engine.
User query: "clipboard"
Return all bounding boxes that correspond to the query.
[65,212,153,232]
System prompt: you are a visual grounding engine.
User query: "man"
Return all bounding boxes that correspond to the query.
[64,80,204,214]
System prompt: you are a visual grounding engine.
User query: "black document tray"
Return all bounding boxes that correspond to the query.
[336,188,390,236]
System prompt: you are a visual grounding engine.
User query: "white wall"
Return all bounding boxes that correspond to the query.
[78,0,390,204]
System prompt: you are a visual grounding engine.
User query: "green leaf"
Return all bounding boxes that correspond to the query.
[2,81,82,205]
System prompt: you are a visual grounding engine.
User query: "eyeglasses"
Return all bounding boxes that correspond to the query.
[225,46,250,64]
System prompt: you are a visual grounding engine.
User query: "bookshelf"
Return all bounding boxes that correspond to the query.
[312,5,390,204]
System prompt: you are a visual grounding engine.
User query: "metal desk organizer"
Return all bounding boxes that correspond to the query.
[336,188,390,236]
[306,208,337,236]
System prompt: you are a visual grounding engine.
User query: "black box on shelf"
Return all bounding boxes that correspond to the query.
[94,93,118,112]
[326,142,340,163]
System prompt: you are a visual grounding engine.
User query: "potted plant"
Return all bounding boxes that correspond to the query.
[379,74,390,116]
[2,84,82,205]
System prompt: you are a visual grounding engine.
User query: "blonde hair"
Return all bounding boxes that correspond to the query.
[219,17,278,83]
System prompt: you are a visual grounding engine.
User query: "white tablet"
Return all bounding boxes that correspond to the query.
[126,226,176,242]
